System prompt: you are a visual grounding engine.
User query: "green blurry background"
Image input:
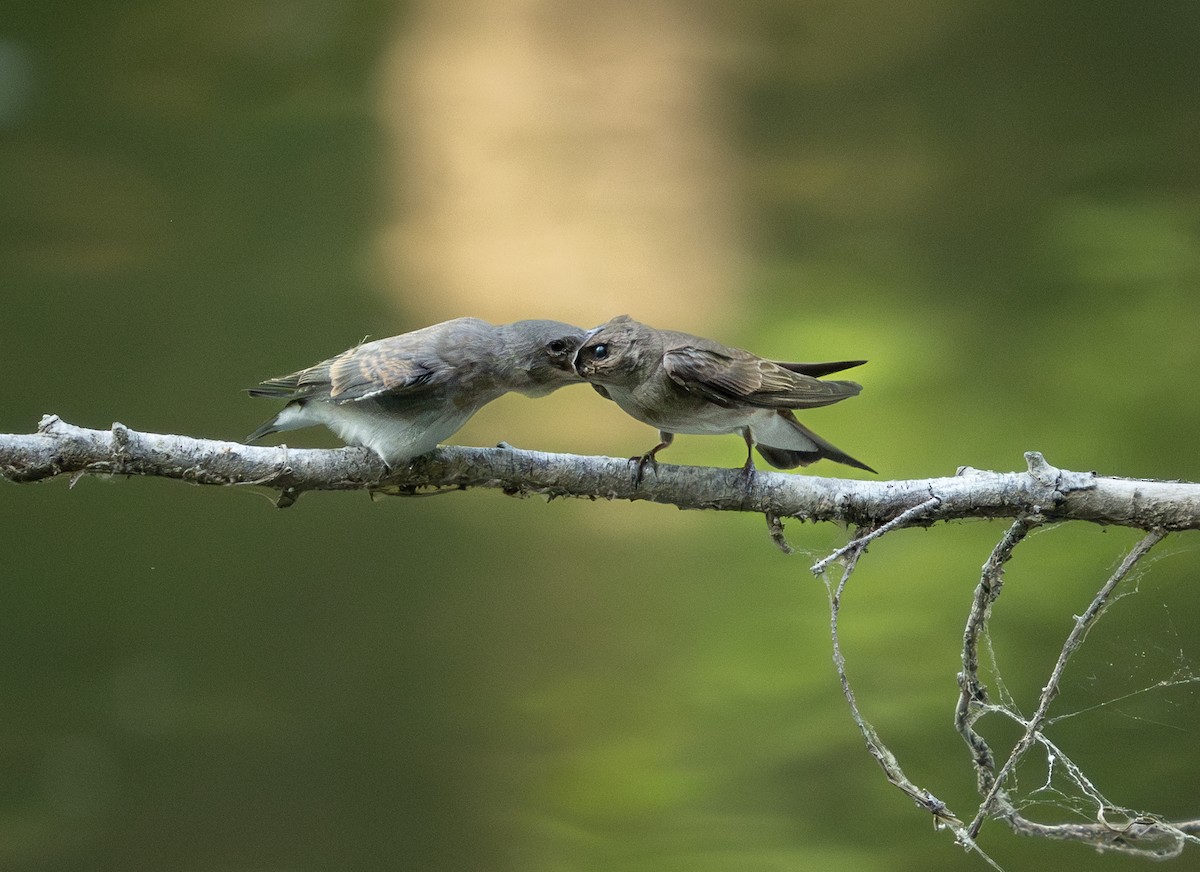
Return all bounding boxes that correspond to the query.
[3,2,1200,870]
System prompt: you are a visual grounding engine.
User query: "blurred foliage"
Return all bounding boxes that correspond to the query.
[2,2,1200,871]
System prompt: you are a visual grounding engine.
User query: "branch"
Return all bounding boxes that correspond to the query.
[820,538,1004,868]
[3,417,1199,529]
[816,507,1200,863]
[9,415,1200,863]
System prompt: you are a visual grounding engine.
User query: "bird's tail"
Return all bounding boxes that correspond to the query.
[245,367,329,442]
[246,373,308,400]
[753,410,876,473]
[245,399,321,443]
[246,415,283,443]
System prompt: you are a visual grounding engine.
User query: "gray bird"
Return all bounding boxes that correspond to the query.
[247,318,586,466]
[573,315,874,478]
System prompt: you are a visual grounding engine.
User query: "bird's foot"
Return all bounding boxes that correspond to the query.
[629,453,658,487]
[736,458,757,493]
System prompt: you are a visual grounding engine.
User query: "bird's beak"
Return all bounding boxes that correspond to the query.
[572,326,603,376]
[557,338,587,375]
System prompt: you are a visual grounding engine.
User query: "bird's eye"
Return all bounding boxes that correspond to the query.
[591,343,609,360]
[547,339,568,354]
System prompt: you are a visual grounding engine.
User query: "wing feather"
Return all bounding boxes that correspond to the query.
[325,341,449,401]
[776,359,866,378]
[248,338,453,404]
[662,347,861,409]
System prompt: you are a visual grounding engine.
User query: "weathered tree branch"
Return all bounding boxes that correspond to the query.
[2,416,1198,530]
[8,414,1200,865]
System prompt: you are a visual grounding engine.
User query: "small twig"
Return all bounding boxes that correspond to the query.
[764,511,795,554]
[819,539,1004,869]
[955,521,1200,857]
[810,494,942,575]
[967,529,1168,840]
[956,515,1045,798]
[983,705,1200,857]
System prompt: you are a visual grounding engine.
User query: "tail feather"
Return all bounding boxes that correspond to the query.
[245,375,304,442]
[246,360,335,400]
[246,367,330,442]
[754,410,875,473]
[245,400,319,443]
[246,374,307,400]
[246,416,282,443]
[776,359,866,378]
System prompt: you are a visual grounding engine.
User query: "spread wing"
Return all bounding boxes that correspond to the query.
[662,346,862,409]
[248,338,453,403]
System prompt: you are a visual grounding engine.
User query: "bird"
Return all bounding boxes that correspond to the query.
[246,318,586,467]
[573,315,874,480]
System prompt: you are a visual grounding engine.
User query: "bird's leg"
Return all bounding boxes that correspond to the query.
[630,431,673,486]
[738,430,758,487]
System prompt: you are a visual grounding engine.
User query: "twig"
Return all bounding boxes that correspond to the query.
[983,705,1200,858]
[810,494,942,575]
[819,540,1004,869]
[967,529,1167,840]
[764,510,795,554]
[956,515,1046,798]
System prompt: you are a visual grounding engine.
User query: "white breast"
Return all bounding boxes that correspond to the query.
[604,385,743,436]
[298,401,477,466]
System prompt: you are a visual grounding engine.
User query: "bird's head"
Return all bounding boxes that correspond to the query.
[502,320,588,396]
[573,315,658,387]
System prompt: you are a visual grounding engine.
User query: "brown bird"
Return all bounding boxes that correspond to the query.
[247,318,586,466]
[573,315,874,479]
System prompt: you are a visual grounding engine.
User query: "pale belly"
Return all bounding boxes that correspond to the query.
[604,386,817,451]
[604,385,746,435]
[282,398,478,466]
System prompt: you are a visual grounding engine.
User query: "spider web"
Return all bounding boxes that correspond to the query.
[814,518,1200,868]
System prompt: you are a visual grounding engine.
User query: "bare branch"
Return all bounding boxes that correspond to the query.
[985,706,1200,858]
[956,515,1046,799]
[6,415,1200,861]
[820,538,1003,869]
[810,494,943,574]
[968,529,1167,838]
[954,527,1200,858]
[3,418,1199,532]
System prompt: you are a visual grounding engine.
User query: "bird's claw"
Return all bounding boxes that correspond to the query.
[629,453,658,487]
[736,459,757,492]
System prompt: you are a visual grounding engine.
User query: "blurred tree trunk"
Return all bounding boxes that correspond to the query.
[374,0,743,328]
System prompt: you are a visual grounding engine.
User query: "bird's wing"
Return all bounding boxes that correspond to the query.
[249,340,452,403]
[663,346,861,409]
[776,359,866,378]
[325,340,453,402]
